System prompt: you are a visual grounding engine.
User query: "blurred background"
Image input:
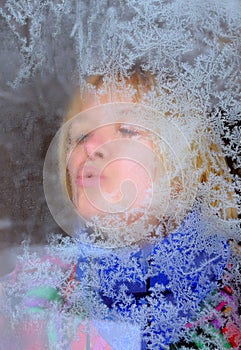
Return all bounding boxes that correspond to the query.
[0,12,76,258]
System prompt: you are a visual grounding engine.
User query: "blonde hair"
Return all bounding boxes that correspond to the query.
[59,70,237,221]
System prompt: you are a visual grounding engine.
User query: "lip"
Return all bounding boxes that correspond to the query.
[76,165,104,187]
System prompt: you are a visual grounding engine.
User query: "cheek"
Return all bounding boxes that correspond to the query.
[113,159,153,193]
[67,148,82,181]
[66,161,76,192]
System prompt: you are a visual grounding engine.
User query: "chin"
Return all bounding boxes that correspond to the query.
[76,202,112,218]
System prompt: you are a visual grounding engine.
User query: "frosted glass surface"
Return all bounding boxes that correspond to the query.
[0,1,240,349]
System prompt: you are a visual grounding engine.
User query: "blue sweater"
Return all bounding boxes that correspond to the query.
[76,211,230,348]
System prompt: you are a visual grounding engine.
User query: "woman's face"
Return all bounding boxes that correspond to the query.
[66,98,162,232]
[43,87,198,244]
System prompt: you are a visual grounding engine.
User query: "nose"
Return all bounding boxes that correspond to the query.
[84,127,112,160]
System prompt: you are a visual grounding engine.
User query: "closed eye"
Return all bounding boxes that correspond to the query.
[76,133,89,144]
[119,125,140,137]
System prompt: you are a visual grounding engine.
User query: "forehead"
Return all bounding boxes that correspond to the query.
[68,102,154,134]
[81,86,136,110]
